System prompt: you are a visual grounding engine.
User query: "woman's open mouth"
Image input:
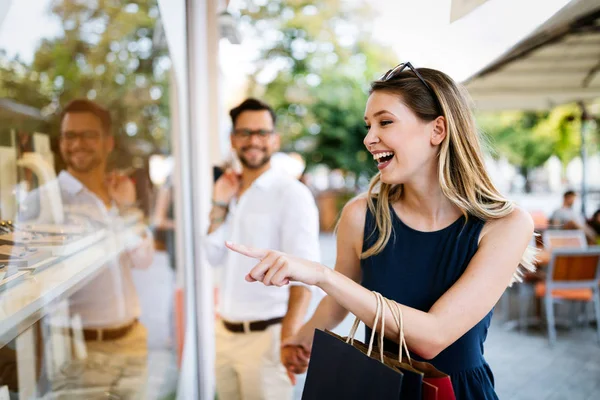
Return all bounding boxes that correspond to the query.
[373,151,394,170]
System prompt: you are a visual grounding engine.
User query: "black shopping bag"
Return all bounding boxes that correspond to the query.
[302,291,404,399]
[350,333,423,400]
[390,359,424,400]
[301,329,403,400]
[381,297,456,400]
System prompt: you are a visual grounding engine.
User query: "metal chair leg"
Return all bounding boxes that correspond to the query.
[569,302,577,328]
[580,301,588,327]
[545,295,557,345]
[518,284,531,332]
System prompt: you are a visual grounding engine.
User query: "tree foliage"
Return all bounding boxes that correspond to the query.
[0,0,171,164]
[477,103,598,191]
[237,0,397,180]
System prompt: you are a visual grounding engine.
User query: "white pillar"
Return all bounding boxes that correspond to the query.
[181,0,219,398]
[159,0,218,398]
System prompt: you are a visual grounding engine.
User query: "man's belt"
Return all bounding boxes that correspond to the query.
[82,319,138,341]
[222,317,284,333]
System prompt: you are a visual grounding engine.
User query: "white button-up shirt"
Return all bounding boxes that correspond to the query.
[20,171,141,328]
[204,168,320,322]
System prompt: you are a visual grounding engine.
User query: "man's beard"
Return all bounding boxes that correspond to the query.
[238,146,271,170]
[64,151,102,173]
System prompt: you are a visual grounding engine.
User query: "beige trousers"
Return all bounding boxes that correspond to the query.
[215,320,293,400]
[49,322,149,399]
[84,321,148,357]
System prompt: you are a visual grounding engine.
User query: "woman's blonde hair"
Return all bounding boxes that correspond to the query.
[362,68,536,284]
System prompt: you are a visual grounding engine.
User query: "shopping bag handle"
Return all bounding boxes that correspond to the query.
[383,297,413,366]
[345,291,385,363]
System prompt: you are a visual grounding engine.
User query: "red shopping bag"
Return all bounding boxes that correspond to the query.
[383,297,456,400]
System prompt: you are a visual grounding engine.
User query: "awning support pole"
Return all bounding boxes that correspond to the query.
[578,101,588,217]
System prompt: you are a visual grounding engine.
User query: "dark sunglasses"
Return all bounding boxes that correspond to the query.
[380,62,437,99]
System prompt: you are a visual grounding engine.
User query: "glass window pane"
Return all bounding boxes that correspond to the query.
[0,1,183,398]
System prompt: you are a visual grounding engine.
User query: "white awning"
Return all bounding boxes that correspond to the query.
[464,0,600,111]
[450,0,491,22]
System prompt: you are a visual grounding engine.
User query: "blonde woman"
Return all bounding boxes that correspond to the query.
[226,63,536,399]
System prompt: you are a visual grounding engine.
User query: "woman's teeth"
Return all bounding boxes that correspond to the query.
[374,152,395,163]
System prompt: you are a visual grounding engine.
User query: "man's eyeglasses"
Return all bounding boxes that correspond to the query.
[232,129,275,139]
[61,130,102,142]
[380,62,436,98]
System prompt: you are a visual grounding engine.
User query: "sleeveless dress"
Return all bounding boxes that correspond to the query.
[361,203,498,399]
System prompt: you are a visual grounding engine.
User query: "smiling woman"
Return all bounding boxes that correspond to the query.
[226,63,537,399]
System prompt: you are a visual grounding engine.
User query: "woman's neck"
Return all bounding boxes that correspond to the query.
[395,179,462,231]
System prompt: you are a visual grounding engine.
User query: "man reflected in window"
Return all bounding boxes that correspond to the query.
[19,98,153,392]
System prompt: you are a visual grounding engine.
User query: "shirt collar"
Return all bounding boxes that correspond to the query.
[58,170,85,195]
[252,167,280,191]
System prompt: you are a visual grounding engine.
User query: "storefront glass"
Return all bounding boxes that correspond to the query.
[0,1,187,398]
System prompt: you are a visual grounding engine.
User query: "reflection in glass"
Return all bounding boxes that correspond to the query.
[0,1,179,398]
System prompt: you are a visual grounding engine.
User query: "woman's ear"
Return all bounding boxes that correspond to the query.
[430,116,446,146]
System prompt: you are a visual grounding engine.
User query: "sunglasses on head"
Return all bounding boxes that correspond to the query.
[380,62,436,97]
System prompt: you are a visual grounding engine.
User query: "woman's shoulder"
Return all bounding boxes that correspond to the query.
[337,194,371,256]
[340,194,370,227]
[479,205,534,243]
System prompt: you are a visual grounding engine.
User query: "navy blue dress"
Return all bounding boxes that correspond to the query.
[361,203,498,400]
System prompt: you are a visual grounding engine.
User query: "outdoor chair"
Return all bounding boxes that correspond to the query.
[530,210,549,232]
[542,229,588,250]
[515,230,587,331]
[534,247,600,345]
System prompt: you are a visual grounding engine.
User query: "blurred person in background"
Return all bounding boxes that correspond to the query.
[204,98,320,400]
[587,208,600,243]
[550,190,596,242]
[550,190,581,228]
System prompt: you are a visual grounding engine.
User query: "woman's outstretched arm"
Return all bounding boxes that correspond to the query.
[227,202,533,360]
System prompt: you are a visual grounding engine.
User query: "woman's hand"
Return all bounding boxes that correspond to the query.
[225,242,327,287]
[281,323,315,375]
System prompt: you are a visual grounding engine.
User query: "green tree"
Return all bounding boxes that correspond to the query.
[0,54,54,139]
[478,111,554,192]
[478,104,594,191]
[533,104,582,179]
[237,0,396,182]
[0,0,171,165]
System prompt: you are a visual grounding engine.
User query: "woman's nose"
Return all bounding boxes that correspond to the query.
[363,128,380,148]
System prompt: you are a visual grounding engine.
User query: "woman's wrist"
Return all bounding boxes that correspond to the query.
[315,264,333,289]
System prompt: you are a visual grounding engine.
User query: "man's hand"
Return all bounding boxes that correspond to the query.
[127,229,155,269]
[281,345,310,385]
[213,169,240,204]
[107,172,136,207]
